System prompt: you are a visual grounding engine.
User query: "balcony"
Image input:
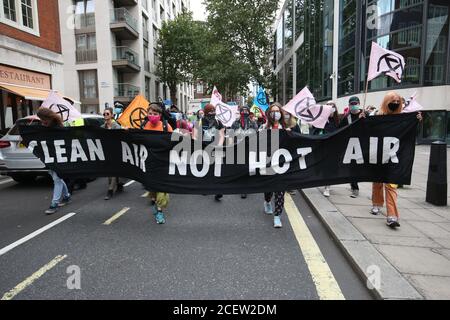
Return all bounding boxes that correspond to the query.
[76,49,98,63]
[74,13,95,33]
[110,8,139,40]
[114,83,140,103]
[114,0,138,6]
[112,46,141,72]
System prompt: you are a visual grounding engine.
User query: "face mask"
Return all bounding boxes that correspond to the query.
[242,112,249,118]
[271,112,281,121]
[388,103,400,112]
[350,105,360,114]
[115,108,123,114]
[206,114,215,121]
[148,115,160,125]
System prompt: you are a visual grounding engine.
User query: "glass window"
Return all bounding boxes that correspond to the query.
[421,111,447,141]
[284,0,293,54]
[278,68,284,104]
[338,0,356,96]
[76,33,96,49]
[424,0,449,86]
[3,0,16,21]
[79,70,98,99]
[75,0,94,14]
[285,58,293,101]
[295,0,305,39]
[276,19,283,65]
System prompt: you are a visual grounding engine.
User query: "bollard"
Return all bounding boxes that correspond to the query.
[426,141,447,206]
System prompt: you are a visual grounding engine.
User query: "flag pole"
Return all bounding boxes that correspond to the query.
[363,77,369,110]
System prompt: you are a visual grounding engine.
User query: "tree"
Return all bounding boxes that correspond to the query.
[156,12,202,105]
[205,0,279,87]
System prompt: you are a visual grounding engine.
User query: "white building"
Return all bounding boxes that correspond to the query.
[58,0,194,114]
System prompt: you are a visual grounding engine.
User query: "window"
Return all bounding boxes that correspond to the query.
[75,0,94,14]
[284,0,293,55]
[75,33,97,63]
[79,70,98,99]
[75,0,95,28]
[145,77,150,100]
[3,0,16,21]
[1,0,38,34]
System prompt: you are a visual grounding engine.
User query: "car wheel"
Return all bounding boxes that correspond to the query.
[10,174,37,183]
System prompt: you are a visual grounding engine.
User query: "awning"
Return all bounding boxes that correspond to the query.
[0,83,81,104]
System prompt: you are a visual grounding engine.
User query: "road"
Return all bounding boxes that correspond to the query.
[0,176,373,300]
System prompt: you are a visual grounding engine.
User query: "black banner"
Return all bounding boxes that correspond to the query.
[19,113,418,195]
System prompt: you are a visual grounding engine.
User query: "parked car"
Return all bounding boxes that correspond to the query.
[0,114,104,183]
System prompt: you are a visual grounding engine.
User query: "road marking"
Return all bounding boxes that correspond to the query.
[1,255,67,300]
[284,194,345,300]
[103,207,130,225]
[141,192,149,198]
[124,180,135,187]
[0,213,77,257]
[0,178,14,185]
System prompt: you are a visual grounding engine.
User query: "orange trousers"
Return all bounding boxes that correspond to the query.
[372,183,399,218]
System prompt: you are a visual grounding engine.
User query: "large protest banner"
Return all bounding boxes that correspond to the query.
[19,114,418,195]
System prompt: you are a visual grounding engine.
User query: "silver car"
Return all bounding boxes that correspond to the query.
[0,114,104,183]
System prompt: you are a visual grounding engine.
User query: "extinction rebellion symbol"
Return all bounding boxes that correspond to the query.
[130,107,148,129]
[294,97,323,121]
[257,91,267,106]
[50,104,71,122]
[216,103,232,124]
[377,53,404,80]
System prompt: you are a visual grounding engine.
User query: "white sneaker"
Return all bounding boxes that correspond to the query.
[371,206,381,215]
[274,216,282,228]
[264,201,273,215]
[323,188,330,197]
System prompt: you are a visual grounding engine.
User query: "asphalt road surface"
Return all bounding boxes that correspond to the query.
[0,176,373,300]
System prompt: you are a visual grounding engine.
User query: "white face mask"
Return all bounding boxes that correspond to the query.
[271,112,282,121]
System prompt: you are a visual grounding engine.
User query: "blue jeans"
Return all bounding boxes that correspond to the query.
[49,170,70,206]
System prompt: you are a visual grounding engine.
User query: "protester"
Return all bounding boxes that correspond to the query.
[114,102,125,121]
[370,91,422,229]
[261,103,287,228]
[231,106,259,199]
[340,96,367,198]
[193,103,225,201]
[37,108,72,215]
[102,107,123,200]
[143,103,173,224]
[366,105,377,115]
[321,101,341,197]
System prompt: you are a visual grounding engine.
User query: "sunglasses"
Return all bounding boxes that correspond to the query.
[103,113,111,116]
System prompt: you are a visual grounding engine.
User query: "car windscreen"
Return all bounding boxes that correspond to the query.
[84,117,105,127]
[8,119,41,136]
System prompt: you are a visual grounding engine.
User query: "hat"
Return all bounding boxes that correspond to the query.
[349,96,361,106]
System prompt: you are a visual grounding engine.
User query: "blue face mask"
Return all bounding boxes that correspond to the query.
[115,108,123,114]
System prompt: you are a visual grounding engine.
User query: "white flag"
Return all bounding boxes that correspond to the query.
[403,92,423,113]
[41,91,82,124]
[368,42,405,83]
[215,102,238,128]
[283,87,333,129]
[210,86,222,107]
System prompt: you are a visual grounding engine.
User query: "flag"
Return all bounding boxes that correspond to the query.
[215,101,238,128]
[283,86,333,129]
[253,87,269,111]
[41,91,82,124]
[403,92,423,113]
[210,86,222,107]
[117,95,150,129]
[368,42,405,83]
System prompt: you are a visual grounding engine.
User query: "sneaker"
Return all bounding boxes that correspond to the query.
[215,194,223,201]
[387,217,400,229]
[264,201,273,215]
[371,206,381,215]
[117,183,124,193]
[150,201,158,216]
[241,194,247,199]
[45,205,58,215]
[155,211,166,224]
[273,216,282,228]
[323,188,330,197]
[350,189,359,198]
[104,190,113,200]
[58,195,72,207]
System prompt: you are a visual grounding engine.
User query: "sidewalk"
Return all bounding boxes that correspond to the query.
[303,145,450,300]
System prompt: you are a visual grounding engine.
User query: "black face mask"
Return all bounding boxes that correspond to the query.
[388,103,400,112]
[206,114,215,121]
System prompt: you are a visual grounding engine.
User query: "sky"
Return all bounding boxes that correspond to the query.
[191,0,207,21]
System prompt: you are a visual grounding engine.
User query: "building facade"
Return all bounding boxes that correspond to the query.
[273,0,450,143]
[59,0,194,114]
[0,0,64,133]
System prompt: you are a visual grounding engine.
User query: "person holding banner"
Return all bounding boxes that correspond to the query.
[36,108,72,215]
[370,92,422,229]
[193,104,225,202]
[261,103,288,228]
[340,96,368,198]
[101,107,123,200]
[143,103,173,224]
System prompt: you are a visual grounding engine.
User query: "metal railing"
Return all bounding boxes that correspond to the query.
[74,13,95,29]
[75,49,98,63]
[110,8,138,33]
[112,46,140,66]
[114,83,140,98]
